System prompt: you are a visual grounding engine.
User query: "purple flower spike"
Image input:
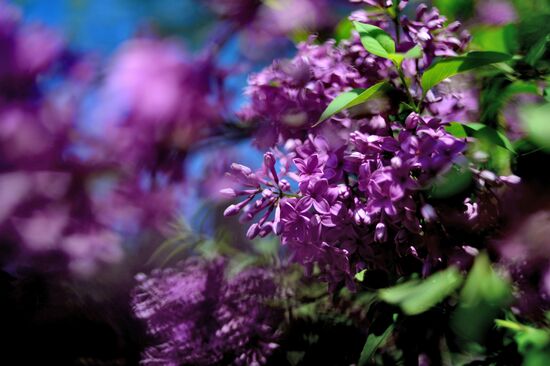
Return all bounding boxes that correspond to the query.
[132,258,282,366]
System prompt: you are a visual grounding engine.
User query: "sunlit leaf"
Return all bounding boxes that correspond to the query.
[379,267,463,315]
[421,52,513,95]
[355,269,367,282]
[315,81,388,125]
[353,22,395,58]
[520,103,550,151]
[445,122,469,138]
[335,18,353,42]
[388,45,423,66]
[471,24,519,54]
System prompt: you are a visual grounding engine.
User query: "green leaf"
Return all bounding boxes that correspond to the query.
[451,252,511,343]
[519,103,550,151]
[379,267,463,315]
[434,0,474,20]
[388,45,423,66]
[403,44,423,59]
[353,22,395,58]
[465,123,516,153]
[335,18,353,43]
[471,24,519,54]
[525,34,550,66]
[355,269,367,282]
[430,162,472,198]
[496,319,550,354]
[315,81,388,125]
[421,52,513,95]
[504,80,540,96]
[358,322,394,366]
[445,122,515,153]
[445,122,469,138]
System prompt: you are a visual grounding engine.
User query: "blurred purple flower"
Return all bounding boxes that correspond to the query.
[0,3,124,276]
[132,258,282,366]
[99,38,226,181]
[477,0,518,25]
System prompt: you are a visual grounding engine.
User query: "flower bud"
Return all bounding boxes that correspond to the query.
[219,188,236,198]
[375,222,387,242]
[279,179,290,191]
[246,223,261,240]
[223,204,240,217]
[405,112,420,129]
[421,204,437,222]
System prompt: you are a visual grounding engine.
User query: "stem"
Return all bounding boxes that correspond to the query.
[397,67,416,110]
[393,17,401,45]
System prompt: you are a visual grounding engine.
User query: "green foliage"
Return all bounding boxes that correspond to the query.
[452,253,511,344]
[353,22,396,58]
[517,13,550,57]
[355,269,367,282]
[471,24,519,54]
[520,103,550,151]
[496,319,550,366]
[315,81,388,125]
[429,162,473,199]
[433,0,474,20]
[388,45,423,67]
[352,21,422,67]
[469,123,516,153]
[358,320,395,366]
[378,267,463,315]
[525,34,550,66]
[421,52,513,96]
[335,18,353,43]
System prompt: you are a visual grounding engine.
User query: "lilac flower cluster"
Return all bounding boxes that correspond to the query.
[0,3,123,275]
[132,258,282,366]
[226,112,466,288]
[99,38,226,182]
[401,4,471,68]
[477,0,518,25]
[240,2,471,149]
[224,2,479,289]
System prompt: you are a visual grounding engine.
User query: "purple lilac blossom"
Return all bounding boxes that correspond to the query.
[0,2,123,276]
[99,38,226,181]
[350,0,408,10]
[401,4,471,69]
[132,258,282,366]
[227,3,478,289]
[225,113,467,290]
[477,0,518,25]
[503,93,545,141]
[241,5,471,149]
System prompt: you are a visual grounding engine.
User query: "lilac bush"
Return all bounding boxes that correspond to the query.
[2,0,550,365]
[224,1,501,290]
